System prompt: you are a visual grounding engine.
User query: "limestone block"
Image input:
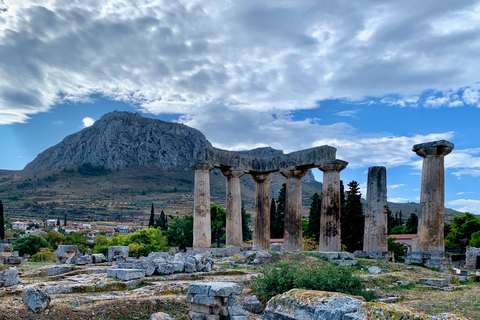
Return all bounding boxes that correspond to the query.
[147,252,172,261]
[419,278,448,287]
[0,243,13,252]
[22,287,51,313]
[91,253,107,264]
[252,245,264,251]
[1,267,19,287]
[107,268,145,281]
[76,254,93,265]
[270,244,281,251]
[185,262,196,273]
[6,256,22,265]
[43,265,76,276]
[256,251,272,258]
[242,295,263,314]
[65,251,81,265]
[191,294,217,306]
[465,246,480,270]
[225,306,246,316]
[133,259,156,277]
[107,246,130,262]
[170,260,185,273]
[54,245,79,263]
[174,252,185,261]
[368,266,382,274]
[191,303,213,314]
[189,311,205,320]
[156,263,175,275]
[208,282,243,297]
[116,263,134,269]
[263,289,364,320]
[149,312,173,320]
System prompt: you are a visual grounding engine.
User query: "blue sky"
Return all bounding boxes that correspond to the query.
[1,1,480,214]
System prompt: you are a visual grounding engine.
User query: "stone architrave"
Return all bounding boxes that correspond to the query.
[413,140,454,252]
[192,162,214,248]
[280,169,308,250]
[363,166,388,252]
[251,172,272,249]
[221,169,245,248]
[318,160,348,252]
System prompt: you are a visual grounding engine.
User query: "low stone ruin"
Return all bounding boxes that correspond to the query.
[405,251,451,271]
[465,246,480,270]
[0,266,19,287]
[315,251,358,266]
[54,245,80,264]
[0,243,21,265]
[108,246,130,262]
[263,289,472,320]
[187,282,247,320]
[22,287,51,313]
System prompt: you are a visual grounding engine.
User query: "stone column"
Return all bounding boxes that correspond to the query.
[363,166,388,252]
[318,160,348,252]
[280,169,308,250]
[250,172,272,249]
[221,169,245,248]
[413,140,454,252]
[192,162,214,248]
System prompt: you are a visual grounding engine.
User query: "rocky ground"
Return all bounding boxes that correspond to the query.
[1,251,479,319]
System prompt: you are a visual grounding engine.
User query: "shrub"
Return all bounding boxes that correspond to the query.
[251,261,376,304]
[388,238,406,262]
[31,248,56,263]
[13,234,51,256]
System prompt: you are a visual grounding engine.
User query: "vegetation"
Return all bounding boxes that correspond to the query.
[389,211,418,235]
[163,215,193,250]
[388,237,406,262]
[154,210,168,230]
[0,200,4,240]
[77,163,111,176]
[241,202,252,242]
[31,247,56,263]
[445,212,480,250]
[304,193,321,242]
[149,203,155,227]
[341,181,364,252]
[271,183,286,239]
[13,234,51,256]
[251,260,375,304]
[211,203,226,247]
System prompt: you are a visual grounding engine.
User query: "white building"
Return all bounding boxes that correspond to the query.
[12,221,28,231]
[116,224,130,235]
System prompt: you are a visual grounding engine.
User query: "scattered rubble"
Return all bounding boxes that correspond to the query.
[22,287,51,313]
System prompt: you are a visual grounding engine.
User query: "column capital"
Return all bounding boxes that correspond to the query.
[280,168,308,179]
[250,172,272,183]
[221,169,245,179]
[191,162,214,171]
[413,140,454,158]
[318,159,348,172]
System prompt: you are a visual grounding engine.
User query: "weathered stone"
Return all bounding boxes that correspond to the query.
[192,294,217,306]
[252,245,265,251]
[43,265,77,276]
[281,169,308,250]
[222,169,245,247]
[270,244,281,251]
[189,311,206,320]
[405,251,451,271]
[54,245,79,263]
[256,251,272,258]
[91,253,107,263]
[149,312,173,320]
[185,262,197,273]
[318,160,348,251]
[147,252,172,261]
[108,246,130,262]
[465,246,480,270]
[191,303,212,313]
[192,162,214,248]
[133,259,156,276]
[243,295,263,314]
[368,266,382,274]
[65,251,81,265]
[107,268,145,280]
[264,289,364,320]
[1,267,19,287]
[76,254,93,265]
[22,287,51,313]
[251,172,272,250]
[419,278,448,287]
[6,256,22,265]
[363,166,388,252]
[156,263,175,275]
[413,140,454,252]
[0,243,13,252]
[188,282,243,297]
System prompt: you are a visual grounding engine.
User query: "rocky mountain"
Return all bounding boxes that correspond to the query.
[23,111,212,176]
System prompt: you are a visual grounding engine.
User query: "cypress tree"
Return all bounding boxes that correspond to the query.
[149,203,155,227]
[305,193,321,242]
[64,212,67,227]
[341,181,364,252]
[241,202,252,242]
[0,200,4,240]
[271,183,286,239]
[57,218,60,226]
[269,198,276,238]
[159,210,167,230]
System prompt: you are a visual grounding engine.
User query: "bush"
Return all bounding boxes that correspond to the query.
[13,234,51,256]
[388,238,406,262]
[251,261,375,304]
[31,248,56,263]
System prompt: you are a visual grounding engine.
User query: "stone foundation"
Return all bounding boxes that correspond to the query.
[465,246,480,270]
[313,251,358,266]
[354,251,394,261]
[405,251,451,271]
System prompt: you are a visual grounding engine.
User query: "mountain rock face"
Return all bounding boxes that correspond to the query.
[23,111,212,176]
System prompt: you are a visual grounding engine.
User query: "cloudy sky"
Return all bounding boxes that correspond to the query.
[1,0,480,213]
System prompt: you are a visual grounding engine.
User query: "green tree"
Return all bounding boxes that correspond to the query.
[445,212,480,249]
[305,193,321,242]
[46,230,66,249]
[241,202,252,242]
[341,181,364,252]
[125,228,169,256]
[13,234,51,256]
[0,200,4,240]
[271,184,286,239]
[64,212,67,227]
[388,237,406,262]
[470,231,480,248]
[149,203,155,227]
[211,203,226,247]
[405,213,418,234]
[164,215,194,250]
[64,232,91,253]
[155,210,168,230]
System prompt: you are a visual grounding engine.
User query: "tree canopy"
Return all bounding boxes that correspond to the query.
[341,181,364,252]
[304,193,321,242]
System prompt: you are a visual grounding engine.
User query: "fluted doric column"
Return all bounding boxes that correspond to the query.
[221,169,245,248]
[318,160,348,252]
[250,172,272,249]
[280,169,308,250]
[363,166,388,252]
[413,140,454,252]
[192,162,214,248]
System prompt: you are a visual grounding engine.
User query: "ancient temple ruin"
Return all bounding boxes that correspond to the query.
[191,146,348,250]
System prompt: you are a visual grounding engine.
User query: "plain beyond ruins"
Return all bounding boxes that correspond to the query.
[190,139,454,269]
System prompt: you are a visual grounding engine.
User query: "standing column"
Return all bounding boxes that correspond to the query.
[363,166,388,252]
[221,169,245,248]
[413,140,454,252]
[318,160,348,252]
[250,172,272,249]
[192,162,214,248]
[280,169,308,250]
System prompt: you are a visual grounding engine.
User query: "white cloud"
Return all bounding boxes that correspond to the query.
[82,117,95,128]
[388,184,405,189]
[51,120,64,126]
[388,197,409,203]
[333,110,360,118]
[452,169,480,178]
[1,1,480,124]
[446,199,480,214]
